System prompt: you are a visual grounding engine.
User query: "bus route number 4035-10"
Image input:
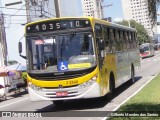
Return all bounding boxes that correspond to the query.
[34,21,81,31]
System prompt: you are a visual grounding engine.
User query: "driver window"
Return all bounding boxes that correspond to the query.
[95,24,104,54]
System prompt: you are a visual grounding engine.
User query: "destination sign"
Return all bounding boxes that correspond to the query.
[26,20,91,33]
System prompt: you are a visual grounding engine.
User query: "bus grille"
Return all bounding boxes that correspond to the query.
[29,73,84,80]
[41,86,84,98]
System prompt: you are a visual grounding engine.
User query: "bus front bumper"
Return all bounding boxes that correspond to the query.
[28,82,101,101]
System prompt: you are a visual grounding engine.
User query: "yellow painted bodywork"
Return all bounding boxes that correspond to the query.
[98,53,117,96]
[27,66,99,88]
[68,63,91,69]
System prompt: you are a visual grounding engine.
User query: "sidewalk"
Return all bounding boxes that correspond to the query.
[6,88,28,100]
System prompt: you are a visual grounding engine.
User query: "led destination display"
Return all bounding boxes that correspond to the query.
[26,19,91,33]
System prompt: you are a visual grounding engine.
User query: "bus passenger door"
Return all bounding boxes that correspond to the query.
[95,24,105,67]
[95,24,107,95]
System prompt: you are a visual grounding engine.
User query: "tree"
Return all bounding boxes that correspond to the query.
[116,20,150,45]
[7,60,18,65]
[147,0,160,35]
[147,0,159,24]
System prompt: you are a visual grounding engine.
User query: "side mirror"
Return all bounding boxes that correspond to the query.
[18,42,27,59]
[18,42,22,54]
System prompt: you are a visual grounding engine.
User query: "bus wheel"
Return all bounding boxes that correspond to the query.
[53,100,64,105]
[107,74,115,99]
[130,66,135,84]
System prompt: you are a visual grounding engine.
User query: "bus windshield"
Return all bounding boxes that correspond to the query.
[27,32,96,72]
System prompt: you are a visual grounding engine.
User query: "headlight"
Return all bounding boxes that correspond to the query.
[79,74,98,88]
[28,82,42,91]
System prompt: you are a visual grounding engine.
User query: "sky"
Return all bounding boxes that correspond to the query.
[103,0,124,21]
[2,0,27,65]
[59,0,82,17]
[1,0,124,65]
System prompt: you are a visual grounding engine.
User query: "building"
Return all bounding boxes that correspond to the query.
[121,0,155,36]
[81,0,103,19]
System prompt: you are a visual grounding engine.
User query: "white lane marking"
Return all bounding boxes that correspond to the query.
[102,74,158,120]
[0,97,29,109]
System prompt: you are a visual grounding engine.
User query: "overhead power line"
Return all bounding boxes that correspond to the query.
[3,13,37,17]
[11,5,25,16]
[4,22,26,24]
[0,6,26,10]
[0,6,55,16]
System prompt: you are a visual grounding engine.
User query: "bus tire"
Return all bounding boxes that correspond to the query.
[130,66,135,84]
[107,73,115,99]
[53,100,64,105]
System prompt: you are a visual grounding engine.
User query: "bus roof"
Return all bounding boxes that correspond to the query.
[25,17,136,32]
[92,17,136,31]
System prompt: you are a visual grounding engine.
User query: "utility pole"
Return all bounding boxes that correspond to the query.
[54,0,60,18]
[4,1,24,64]
[0,13,7,65]
[5,1,30,23]
[25,0,31,23]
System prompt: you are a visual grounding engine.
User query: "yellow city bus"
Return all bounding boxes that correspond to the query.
[19,17,140,105]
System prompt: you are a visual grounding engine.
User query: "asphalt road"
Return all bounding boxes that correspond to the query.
[1,51,160,120]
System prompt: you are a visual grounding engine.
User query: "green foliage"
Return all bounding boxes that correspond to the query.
[116,20,150,45]
[109,74,160,120]
[147,0,157,26]
[22,72,27,81]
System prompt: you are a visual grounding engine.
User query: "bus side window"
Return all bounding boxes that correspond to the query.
[130,32,134,49]
[110,29,115,52]
[120,31,124,51]
[133,33,138,48]
[126,32,130,50]
[95,24,105,52]
[103,27,111,53]
[128,32,133,49]
[113,29,118,52]
[116,30,122,51]
[95,24,103,39]
[123,31,128,50]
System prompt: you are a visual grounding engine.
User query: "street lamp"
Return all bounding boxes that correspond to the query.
[127,19,131,27]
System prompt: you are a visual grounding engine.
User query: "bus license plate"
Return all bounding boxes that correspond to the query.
[56,92,68,96]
